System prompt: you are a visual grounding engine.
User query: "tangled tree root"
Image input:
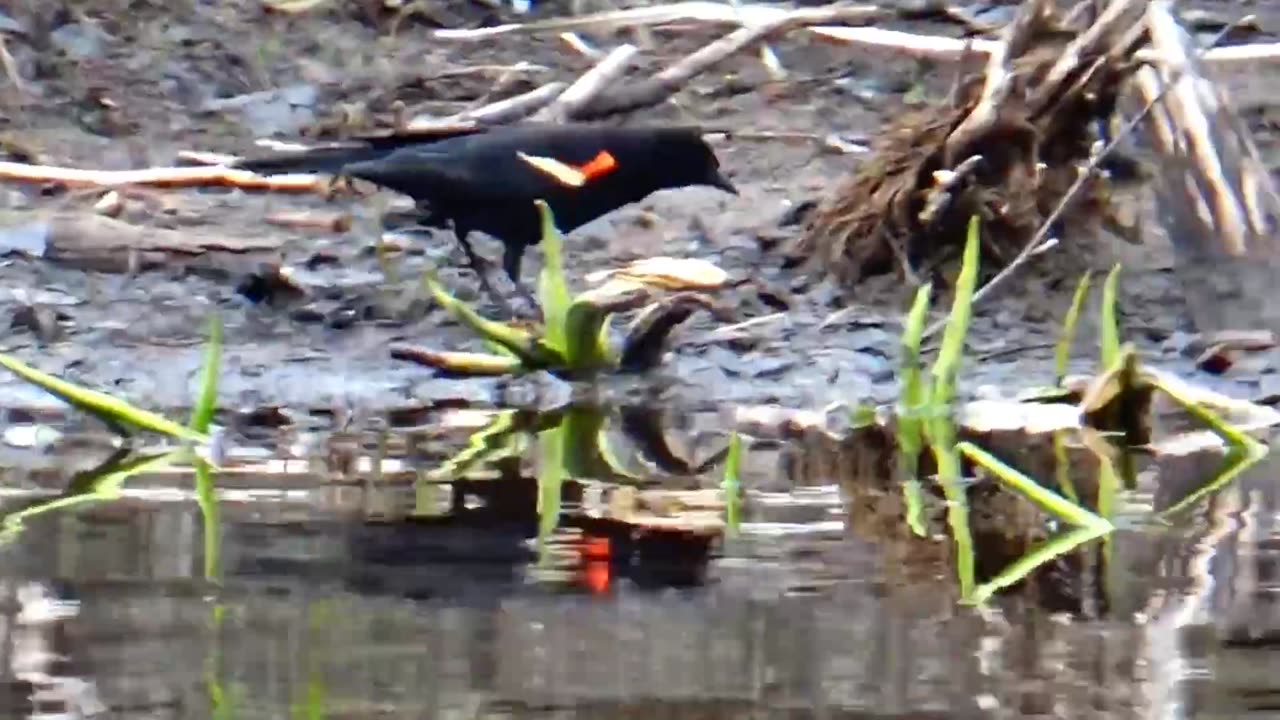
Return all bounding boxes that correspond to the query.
[792,0,1150,290]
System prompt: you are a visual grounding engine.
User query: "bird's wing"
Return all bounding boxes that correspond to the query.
[347,143,575,202]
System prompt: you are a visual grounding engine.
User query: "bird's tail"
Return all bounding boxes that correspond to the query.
[233,124,487,176]
[233,145,401,176]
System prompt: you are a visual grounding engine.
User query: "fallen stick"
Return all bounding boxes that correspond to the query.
[0,161,324,192]
[432,1,879,40]
[407,81,566,129]
[575,6,850,120]
[811,25,1280,67]
[533,44,639,122]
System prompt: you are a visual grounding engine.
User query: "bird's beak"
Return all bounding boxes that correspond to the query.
[708,169,738,196]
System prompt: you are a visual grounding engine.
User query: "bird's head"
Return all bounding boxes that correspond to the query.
[618,127,738,196]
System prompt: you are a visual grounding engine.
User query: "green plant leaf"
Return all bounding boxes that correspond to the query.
[0,449,181,545]
[567,281,652,370]
[925,415,974,598]
[722,431,743,535]
[190,314,223,433]
[535,200,573,354]
[1099,263,1122,369]
[957,441,1112,530]
[0,354,208,443]
[536,422,567,563]
[930,214,980,406]
[1055,271,1092,384]
[421,269,558,368]
[963,524,1111,605]
[899,282,933,411]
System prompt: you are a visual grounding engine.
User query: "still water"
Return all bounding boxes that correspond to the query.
[0,404,1276,719]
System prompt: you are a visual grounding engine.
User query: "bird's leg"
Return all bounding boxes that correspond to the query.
[455,231,516,316]
[501,243,540,318]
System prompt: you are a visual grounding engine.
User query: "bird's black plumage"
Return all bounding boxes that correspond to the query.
[237,123,737,309]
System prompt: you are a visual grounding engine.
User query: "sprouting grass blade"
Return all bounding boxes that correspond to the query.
[930,214,981,406]
[1099,263,1122,369]
[536,423,567,562]
[535,200,573,354]
[957,441,1112,530]
[563,298,614,369]
[1156,444,1267,519]
[899,283,933,411]
[0,450,181,544]
[1055,271,1092,384]
[196,457,222,583]
[190,314,223,433]
[425,410,524,481]
[421,269,554,367]
[721,432,743,535]
[1146,372,1268,451]
[0,354,207,443]
[964,524,1112,605]
[925,415,974,597]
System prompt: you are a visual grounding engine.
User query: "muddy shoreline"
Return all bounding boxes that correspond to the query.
[2,1,1279,418]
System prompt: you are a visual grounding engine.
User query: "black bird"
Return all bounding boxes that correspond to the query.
[236,123,738,310]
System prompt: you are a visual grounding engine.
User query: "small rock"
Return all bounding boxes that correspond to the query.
[0,9,27,35]
[50,22,111,60]
[201,85,318,136]
[0,221,50,257]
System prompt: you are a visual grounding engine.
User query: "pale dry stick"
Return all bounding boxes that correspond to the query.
[577,6,856,120]
[723,0,787,81]
[533,44,639,122]
[919,19,1246,340]
[432,1,880,40]
[0,34,23,93]
[810,25,1280,67]
[452,62,549,113]
[406,82,567,129]
[0,162,325,192]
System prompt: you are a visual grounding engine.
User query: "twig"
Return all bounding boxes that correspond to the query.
[575,6,853,120]
[408,82,567,128]
[811,25,1280,66]
[534,44,639,122]
[432,1,879,40]
[0,161,325,192]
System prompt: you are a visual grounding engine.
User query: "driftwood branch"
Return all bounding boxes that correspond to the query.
[533,44,640,122]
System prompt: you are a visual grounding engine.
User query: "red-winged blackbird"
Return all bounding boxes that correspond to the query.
[236,123,737,309]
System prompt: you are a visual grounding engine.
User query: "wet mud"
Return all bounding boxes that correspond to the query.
[1,1,1279,417]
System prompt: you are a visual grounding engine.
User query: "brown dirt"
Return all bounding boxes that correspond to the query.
[1,0,1279,416]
